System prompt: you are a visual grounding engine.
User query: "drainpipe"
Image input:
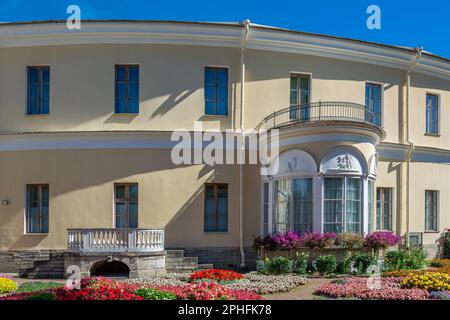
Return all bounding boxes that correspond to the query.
[405,47,422,247]
[239,19,250,269]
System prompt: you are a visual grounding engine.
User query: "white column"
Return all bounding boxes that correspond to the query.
[313,173,323,233]
[362,175,369,235]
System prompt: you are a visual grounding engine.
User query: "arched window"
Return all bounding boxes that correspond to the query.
[264,149,317,234]
[320,147,368,234]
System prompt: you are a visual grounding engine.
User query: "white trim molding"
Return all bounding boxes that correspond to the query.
[1,21,450,80]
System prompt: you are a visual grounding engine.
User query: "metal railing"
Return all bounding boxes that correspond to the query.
[67,228,164,253]
[256,101,380,131]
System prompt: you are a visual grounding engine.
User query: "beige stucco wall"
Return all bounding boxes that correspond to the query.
[0,149,243,250]
[0,41,449,254]
[0,44,240,133]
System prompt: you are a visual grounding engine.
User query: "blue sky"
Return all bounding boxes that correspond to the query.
[1,0,450,58]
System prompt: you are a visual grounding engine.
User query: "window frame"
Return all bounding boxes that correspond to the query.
[365,82,384,127]
[425,93,440,135]
[289,73,312,120]
[323,176,363,234]
[114,183,139,229]
[114,64,140,114]
[25,184,49,234]
[376,187,393,231]
[425,190,439,232]
[204,66,229,116]
[204,183,229,233]
[26,66,50,116]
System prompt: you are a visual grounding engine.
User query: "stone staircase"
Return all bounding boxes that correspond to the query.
[165,250,213,273]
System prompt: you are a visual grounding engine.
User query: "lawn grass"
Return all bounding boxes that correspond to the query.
[16,281,64,293]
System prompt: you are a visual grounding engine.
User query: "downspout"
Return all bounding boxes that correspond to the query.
[405,47,422,247]
[239,19,250,268]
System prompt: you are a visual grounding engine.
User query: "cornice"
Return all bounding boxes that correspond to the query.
[0,21,449,80]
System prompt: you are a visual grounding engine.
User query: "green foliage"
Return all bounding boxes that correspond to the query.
[444,231,450,259]
[314,255,337,275]
[383,249,426,271]
[17,281,63,293]
[134,288,177,300]
[265,256,292,274]
[337,233,364,249]
[25,292,57,300]
[292,253,309,275]
[342,252,377,275]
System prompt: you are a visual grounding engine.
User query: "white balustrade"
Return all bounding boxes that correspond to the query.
[67,228,164,253]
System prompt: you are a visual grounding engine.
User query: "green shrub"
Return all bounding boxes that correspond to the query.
[314,255,337,275]
[25,292,57,300]
[134,288,177,300]
[292,252,309,275]
[266,256,292,274]
[444,230,450,259]
[341,252,376,275]
[383,249,426,271]
[17,281,63,293]
[337,233,364,249]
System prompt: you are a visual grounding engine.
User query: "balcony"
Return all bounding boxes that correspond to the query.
[256,101,383,132]
[67,228,164,253]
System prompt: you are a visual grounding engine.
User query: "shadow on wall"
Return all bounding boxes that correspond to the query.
[90,260,130,278]
[1,149,216,250]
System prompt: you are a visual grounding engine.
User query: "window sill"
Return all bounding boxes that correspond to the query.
[203,231,229,234]
[202,114,229,118]
[424,133,440,137]
[23,233,48,236]
[112,112,139,116]
[25,113,50,117]
[424,230,439,234]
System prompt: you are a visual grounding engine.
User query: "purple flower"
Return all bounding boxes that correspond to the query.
[301,232,337,249]
[364,231,401,250]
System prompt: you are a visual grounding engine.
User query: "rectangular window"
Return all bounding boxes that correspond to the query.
[365,82,382,126]
[204,184,228,232]
[115,184,138,228]
[290,74,310,120]
[376,188,393,230]
[204,67,228,115]
[26,184,49,233]
[275,178,313,234]
[426,93,439,134]
[263,182,269,235]
[368,180,374,233]
[115,65,139,113]
[425,190,438,231]
[324,177,362,234]
[27,66,50,115]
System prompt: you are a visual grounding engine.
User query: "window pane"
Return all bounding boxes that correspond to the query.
[217,69,228,85]
[129,83,139,99]
[217,101,227,115]
[128,203,138,228]
[217,86,227,101]
[205,101,215,115]
[205,85,216,101]
[128,99,139,113]
[263,183,269,234]
[276,179,291,233]
[116,66,126,81]
[217,198,228,232]
[115,202,126,228]
[293,178,313,233]
[42,68,50,83]
[204,68,215,85]
[129,184,138,201]
[115,185,126,199]
[129,67,139,82]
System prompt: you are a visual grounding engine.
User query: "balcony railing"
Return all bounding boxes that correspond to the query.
[67,228,164,253]
[256,101,380,131]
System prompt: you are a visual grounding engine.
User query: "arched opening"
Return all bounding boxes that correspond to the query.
[90,260,130,278]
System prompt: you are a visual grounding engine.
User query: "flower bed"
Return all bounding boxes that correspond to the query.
[189,269,244,283]
[128,273,308,294]
[400,272,450,291]
[316,277,429,300]
[0,275,17,294]
[2,276,262,301]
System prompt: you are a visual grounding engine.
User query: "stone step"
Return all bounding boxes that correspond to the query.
[197,264,214,270]
[166,250,184,258]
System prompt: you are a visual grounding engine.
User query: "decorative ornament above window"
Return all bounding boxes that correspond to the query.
[320,147,367,176]
[267,149,317,177]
